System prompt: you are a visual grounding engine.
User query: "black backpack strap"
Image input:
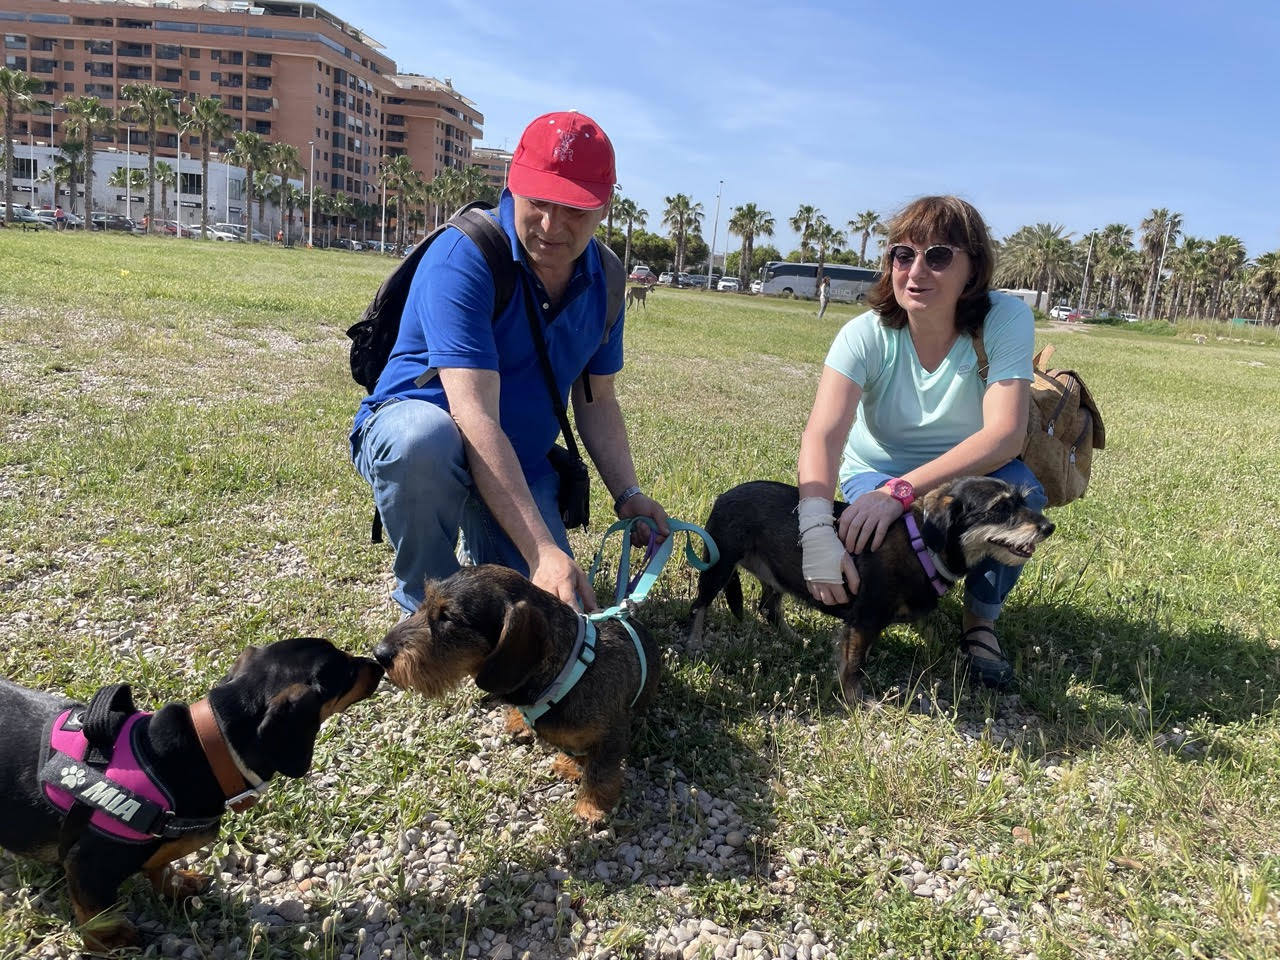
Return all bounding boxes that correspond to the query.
[521,272,582,463]
[451,206,517,317]
[579,238,627,404]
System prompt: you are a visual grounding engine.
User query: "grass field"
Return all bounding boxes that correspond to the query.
[1,232,1279,960]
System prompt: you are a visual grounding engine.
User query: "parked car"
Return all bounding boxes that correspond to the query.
[1064,309,1093,323]
[749,279,763,294]
[717,276,741,292]
[38,208,83,229]
[677,272,696,288]
[657,271,676,286]
[1048,304,1073,320]
[627,265,658,286]
[201,225,240,241]
[334,238,365,251]
[686,274,709,289]
[89,212,139,233]
[4,204,52,229]
[1119,311,1140,323]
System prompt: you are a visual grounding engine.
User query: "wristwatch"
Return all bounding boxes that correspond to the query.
[613,485,643,514]
[883,477,915,510]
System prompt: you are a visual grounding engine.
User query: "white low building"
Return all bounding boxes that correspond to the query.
[7,142,300,230]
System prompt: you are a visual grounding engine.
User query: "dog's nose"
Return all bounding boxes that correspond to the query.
[1040,519,1056,538]
[373,642,397,669]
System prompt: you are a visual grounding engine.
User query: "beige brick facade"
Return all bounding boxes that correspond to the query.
[2,0,483,204]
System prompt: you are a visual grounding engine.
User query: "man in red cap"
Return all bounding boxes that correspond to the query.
[351,111,669,615]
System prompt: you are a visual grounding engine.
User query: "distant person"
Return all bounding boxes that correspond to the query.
[351,110,669,617]
[54,205,66,229]
[797,195,1041,689]
[817,275,831,318]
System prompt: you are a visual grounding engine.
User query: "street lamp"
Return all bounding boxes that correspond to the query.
[706,179,724,289]
[307,139,315,248]
[124,121,133,221]
[171,99,185,235]
[379,160,387,253]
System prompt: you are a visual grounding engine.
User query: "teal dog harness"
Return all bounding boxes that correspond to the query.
[517,518,718,729]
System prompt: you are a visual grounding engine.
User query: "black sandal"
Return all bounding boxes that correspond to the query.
[959,626,1014,690]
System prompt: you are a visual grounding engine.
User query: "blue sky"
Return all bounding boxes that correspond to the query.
[327,0,1278,258]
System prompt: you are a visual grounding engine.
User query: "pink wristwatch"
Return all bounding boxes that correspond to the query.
[884,478,915,510]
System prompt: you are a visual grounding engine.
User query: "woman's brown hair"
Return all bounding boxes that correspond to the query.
[865,195,995,336]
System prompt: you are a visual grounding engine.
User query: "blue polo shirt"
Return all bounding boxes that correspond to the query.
[351,191,625,480]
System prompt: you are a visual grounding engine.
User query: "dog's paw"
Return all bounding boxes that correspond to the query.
[571,795,608,824]
[550,754,583,782]
[503,706,534,740]
[59,764,87,790]
[152,867,211,901]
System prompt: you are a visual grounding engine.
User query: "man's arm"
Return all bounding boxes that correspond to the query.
[572,374,669,541]
[437,367,597,610]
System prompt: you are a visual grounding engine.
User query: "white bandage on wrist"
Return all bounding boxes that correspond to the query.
[797,497,845,583]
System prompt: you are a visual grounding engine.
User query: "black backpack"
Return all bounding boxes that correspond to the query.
[346,201,627,540]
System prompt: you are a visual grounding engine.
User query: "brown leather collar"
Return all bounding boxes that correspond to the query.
[189,698,263,813]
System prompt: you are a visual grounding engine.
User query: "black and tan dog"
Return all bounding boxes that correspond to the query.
[687,476,1054,700]
[0,637,382,951]
[374,565,658,823]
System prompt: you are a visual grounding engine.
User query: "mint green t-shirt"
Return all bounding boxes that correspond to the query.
[824,291,1034,482]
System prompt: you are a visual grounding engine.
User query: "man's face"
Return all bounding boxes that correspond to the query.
[512,194,606,276]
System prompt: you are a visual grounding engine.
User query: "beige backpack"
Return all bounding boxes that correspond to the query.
[973,337,1105,507]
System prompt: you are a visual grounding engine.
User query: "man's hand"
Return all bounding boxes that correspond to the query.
[617,493,670,547]
[529,543,598,612]
[838,489,905,554]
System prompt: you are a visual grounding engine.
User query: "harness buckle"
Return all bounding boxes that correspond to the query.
[224,782,269,812]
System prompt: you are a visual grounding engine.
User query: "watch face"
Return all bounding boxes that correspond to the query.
[890,480,911,499]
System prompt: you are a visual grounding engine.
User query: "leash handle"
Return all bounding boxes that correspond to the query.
[587,517,720,609]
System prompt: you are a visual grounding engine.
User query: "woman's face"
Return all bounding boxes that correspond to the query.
[890,238,974,317]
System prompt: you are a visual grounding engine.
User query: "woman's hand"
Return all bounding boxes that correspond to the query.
[838,488,904,554]
[617,492,670,547]
[800,497,861,604]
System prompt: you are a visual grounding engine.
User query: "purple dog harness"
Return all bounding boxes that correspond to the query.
[903,513,957,597]
[39,690,223,842]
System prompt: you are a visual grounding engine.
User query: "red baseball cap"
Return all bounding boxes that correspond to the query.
[507,111,615,210]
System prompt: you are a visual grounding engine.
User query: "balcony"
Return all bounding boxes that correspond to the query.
[158,68,182,83]
[119,66,152,81]
[156,44,180,60]
[246,97,272,114]
[247,76,271,91]
[85,63,113,78]
[118,44,151,59]
[86,41,113,56]
[248,54,272,68]
[32,58,56,74]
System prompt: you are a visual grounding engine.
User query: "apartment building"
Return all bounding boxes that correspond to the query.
[2,0,483,210]
[471,146,511,193]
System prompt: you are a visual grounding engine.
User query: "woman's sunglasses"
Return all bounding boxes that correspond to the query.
[888,243,964,272]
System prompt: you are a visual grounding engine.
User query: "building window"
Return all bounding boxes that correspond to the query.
[189,70,199,80]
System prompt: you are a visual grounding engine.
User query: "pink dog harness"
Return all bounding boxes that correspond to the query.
[40,688,223,842]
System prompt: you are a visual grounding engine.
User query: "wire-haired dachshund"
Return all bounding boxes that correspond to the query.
[0,637,382,951]
[374,565,658,823]
[687,476,1054,700]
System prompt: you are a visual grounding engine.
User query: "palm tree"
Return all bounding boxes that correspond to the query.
[1096,223,1134,312]
[995,223,1077,312]
[37,151,72,212]
[52,140,83,214]
[184,96,230,236]
[119,83,177,233]
[329,191,353,244]
[1205,235,1247,320]
[613,196,648,273]
[227,130,267,239]
[267,141,303,242]
[847,210,882,265]
[279,182,305,245]
[728,203,775,286]
[1,68,45,225]
[1138,208,1182,316]
[789,204,820,262]
[661,193,703,274]
[380,154,417,248]
[810,217,847,294]
[107,166,146,197]
[1251,251,1280,325]
[252,168,274,230]
[151,160,175,219]
[60,96,114,220]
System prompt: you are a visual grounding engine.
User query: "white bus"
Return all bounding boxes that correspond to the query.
[760,261,880,301]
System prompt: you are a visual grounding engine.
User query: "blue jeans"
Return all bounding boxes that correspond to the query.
[352,398,570,616]
[840,459,1047,622]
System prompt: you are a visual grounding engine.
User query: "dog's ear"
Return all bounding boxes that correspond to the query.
[919,489,960,550]
[256,682,323,778]
[474,600,547,695]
